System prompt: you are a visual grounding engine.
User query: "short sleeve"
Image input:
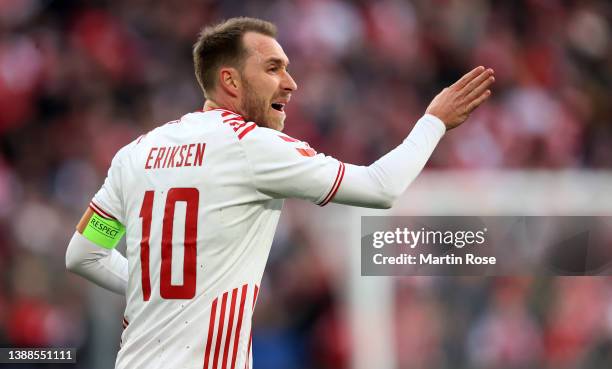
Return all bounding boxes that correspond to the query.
[90,148,127,224]
[240,127,344,206]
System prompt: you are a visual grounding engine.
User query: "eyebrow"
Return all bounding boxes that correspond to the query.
[266,57,289,67]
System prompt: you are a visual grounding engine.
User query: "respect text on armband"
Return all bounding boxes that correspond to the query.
[89,216,121,238]
[82,212,126,249]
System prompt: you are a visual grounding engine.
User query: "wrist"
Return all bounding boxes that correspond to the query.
[422,114,447,134]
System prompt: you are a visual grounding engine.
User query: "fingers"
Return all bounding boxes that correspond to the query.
[466,89,491,113]
[452,66,485,90]
[465,74,495,102]
[462,68,494,97]
[429,66,495,126]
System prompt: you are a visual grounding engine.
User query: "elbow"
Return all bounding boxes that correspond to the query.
[65,247,79,272]
[65,236,84,272]
[375,191,398,209]
[380,199,394,209]
[378,183,408,208]
[358,189,399,209]
[66,232,107,274]
[379,198,394,209]
[369,172,404,209]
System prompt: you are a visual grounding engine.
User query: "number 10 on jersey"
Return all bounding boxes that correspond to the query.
[139,188,199,301]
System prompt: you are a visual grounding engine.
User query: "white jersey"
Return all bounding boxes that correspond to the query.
[89,108,344,369]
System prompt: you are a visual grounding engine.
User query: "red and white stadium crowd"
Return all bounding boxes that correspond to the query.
[0,0,610,368]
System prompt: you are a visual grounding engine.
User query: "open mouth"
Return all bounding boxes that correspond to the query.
[271,103,285,112]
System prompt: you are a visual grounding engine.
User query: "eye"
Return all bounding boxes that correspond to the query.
[268,66,279,72]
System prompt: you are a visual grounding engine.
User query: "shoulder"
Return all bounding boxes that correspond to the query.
[241,127,318,158]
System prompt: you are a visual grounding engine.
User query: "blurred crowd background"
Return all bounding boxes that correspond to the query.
[0,0,611,368]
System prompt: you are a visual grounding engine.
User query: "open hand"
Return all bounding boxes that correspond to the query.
[426,66,495,130]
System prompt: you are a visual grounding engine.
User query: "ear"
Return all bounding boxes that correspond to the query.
[218,67,241,98]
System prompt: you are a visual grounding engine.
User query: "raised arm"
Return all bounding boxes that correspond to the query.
[239,66,495,208]
[334,66,495,208]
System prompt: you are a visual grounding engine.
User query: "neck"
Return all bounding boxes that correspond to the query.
[203,97,240,114]
[203,100,220,111]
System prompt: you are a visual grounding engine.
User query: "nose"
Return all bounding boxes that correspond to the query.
[282,70,298,92]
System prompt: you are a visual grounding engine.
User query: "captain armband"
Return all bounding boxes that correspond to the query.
[82,212,126,249]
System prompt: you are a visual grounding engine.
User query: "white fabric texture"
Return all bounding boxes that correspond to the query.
[66,231,128,294]
[334,114,446,208]
[65,109,445,369]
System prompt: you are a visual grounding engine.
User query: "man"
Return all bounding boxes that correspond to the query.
[66,17,494,369]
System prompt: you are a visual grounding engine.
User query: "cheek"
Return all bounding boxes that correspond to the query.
[257,74,281,96]
[242,72,279,108]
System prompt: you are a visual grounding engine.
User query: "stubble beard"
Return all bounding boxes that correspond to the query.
[240,78,284,131]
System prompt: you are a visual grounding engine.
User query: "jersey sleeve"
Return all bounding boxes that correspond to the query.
[240,127,344,206]
[332,114,446,208]
[90,147,128,224]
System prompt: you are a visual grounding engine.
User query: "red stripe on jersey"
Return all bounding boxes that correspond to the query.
[213,292,229,369]
[89,202,117,220]
[229,121,249,131]
[223,115,245,121]
[225,121,243,128]
[222,288,238,369]
[237,124,256,140]
[296,148,316,157]
[231,284,248,369]
[253,285,259,308]
[203,298,218,369]
[206,108,243,118]
[245,285,259,369]
[319,162,345,206]
[220,111,241,118]
[224,120,246,127]
[278,135,299,142]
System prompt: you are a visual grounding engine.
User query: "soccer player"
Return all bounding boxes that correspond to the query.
[66,17,494,369]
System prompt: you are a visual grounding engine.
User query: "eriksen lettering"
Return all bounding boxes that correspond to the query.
[145,143,206,169]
